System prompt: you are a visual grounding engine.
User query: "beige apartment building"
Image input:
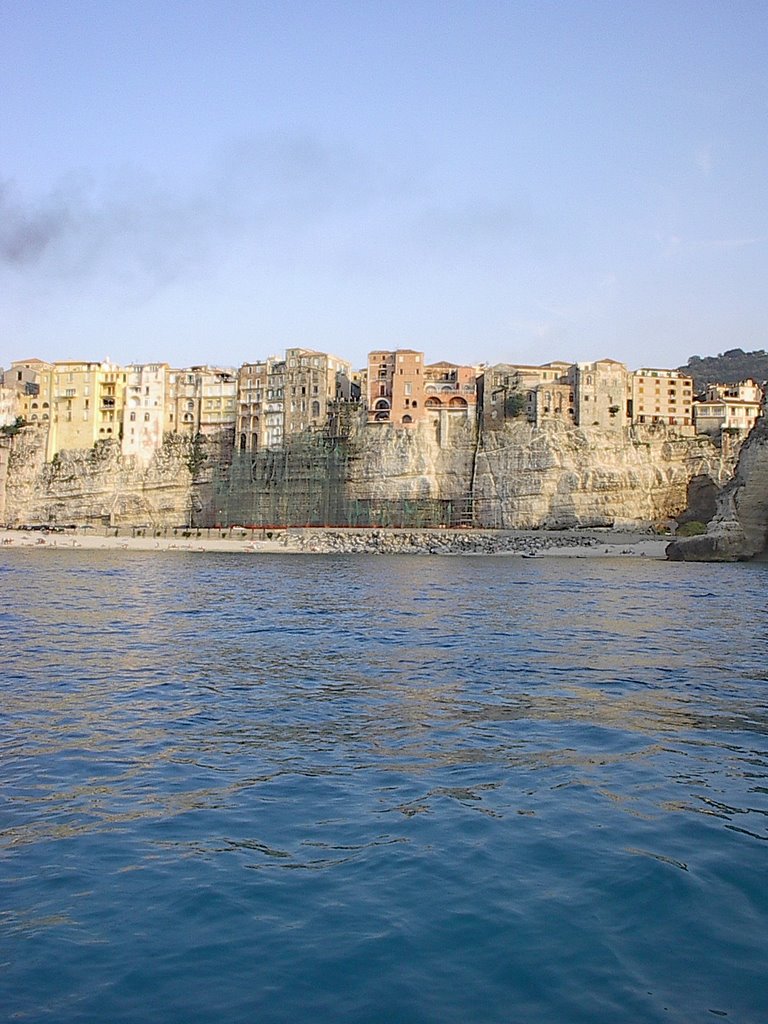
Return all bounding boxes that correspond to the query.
[478,361,574,428]
[167,366,237,442]
[122,363,170,463]
[693,379,763,436]
[571,359,629,429]
[237,348,350,452]
[629,369,693,430]
[6,359,53,426]
[236,356,286,452]
[283,347,352,437]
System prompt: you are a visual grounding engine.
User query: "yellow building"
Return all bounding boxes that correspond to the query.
[44,360,128,459]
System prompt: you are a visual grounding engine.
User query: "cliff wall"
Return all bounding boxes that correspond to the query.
[667,417,768,561]
[474,420,730,529]
[2,417,734,532]
[3,428,202,527]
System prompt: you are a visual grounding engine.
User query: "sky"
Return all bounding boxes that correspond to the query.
[1,0,767,372]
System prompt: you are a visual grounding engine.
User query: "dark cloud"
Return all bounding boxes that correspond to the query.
[0,182,73,264]
[0,133,387,290]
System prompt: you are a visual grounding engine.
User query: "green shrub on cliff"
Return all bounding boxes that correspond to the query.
[677,520,707,537]
[0,416,26,437]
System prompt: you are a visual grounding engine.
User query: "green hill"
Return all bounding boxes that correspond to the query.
[679,348,768,393]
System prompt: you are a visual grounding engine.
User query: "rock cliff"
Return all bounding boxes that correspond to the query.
[666,417,768,561]
[3,428,202,527]
[473,420,730,530]
[2,417,734,532]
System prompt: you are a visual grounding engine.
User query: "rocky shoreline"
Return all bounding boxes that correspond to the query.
[0,525,669,558]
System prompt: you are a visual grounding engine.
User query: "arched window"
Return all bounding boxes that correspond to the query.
[130,412,136,421]
[402,415,413,424]
[311,401,320,418]
[144,412,150,421]
[239,433,246,451]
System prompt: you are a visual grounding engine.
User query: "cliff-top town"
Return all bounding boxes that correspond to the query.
[1,348,764,464]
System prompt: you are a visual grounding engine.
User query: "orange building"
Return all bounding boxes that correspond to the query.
[367,350,477,426]
[367,350,425,424]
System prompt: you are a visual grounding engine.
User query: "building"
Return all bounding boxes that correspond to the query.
[283,347,352,437]
[571,359,629,430]
[42,360,128,460]
[121,363,170,463]
[422,362,477,419]
[168,366,237,445]
[629,369,693,430]
[478,362,572,429]
[693,379,763,436]
[5,359,52,425]
[236,348,351,452]
[236,356,284,452]
[367,349,423,424]
[198,367,237,441]
[367,350,477,427]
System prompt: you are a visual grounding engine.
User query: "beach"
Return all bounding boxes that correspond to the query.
[0,526,670,558]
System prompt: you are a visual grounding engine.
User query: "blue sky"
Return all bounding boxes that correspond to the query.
[1,0,766,371]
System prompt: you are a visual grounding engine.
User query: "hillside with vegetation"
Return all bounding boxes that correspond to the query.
[679,349,768,393]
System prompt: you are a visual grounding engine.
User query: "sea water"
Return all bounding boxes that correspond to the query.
[1,551,766,1023]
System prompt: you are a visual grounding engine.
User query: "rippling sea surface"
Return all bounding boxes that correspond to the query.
[1,551,767,1023]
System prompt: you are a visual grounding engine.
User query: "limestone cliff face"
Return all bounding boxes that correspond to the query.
[667,417,768,561]
[3,427,202,527]
[341,417,729,529]
[345,417,476,501]
[473,420,729,529]
[3,417,733,532]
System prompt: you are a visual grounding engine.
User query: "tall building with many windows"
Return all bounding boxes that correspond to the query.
[122,363,170,463]
[43,360,128,460]
[629,369,693,429]
[236,348,351,452]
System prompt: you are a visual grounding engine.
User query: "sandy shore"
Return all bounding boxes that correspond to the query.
[0,527,670,558]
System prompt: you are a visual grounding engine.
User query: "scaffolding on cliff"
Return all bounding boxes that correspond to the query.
[209,423,474,530]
